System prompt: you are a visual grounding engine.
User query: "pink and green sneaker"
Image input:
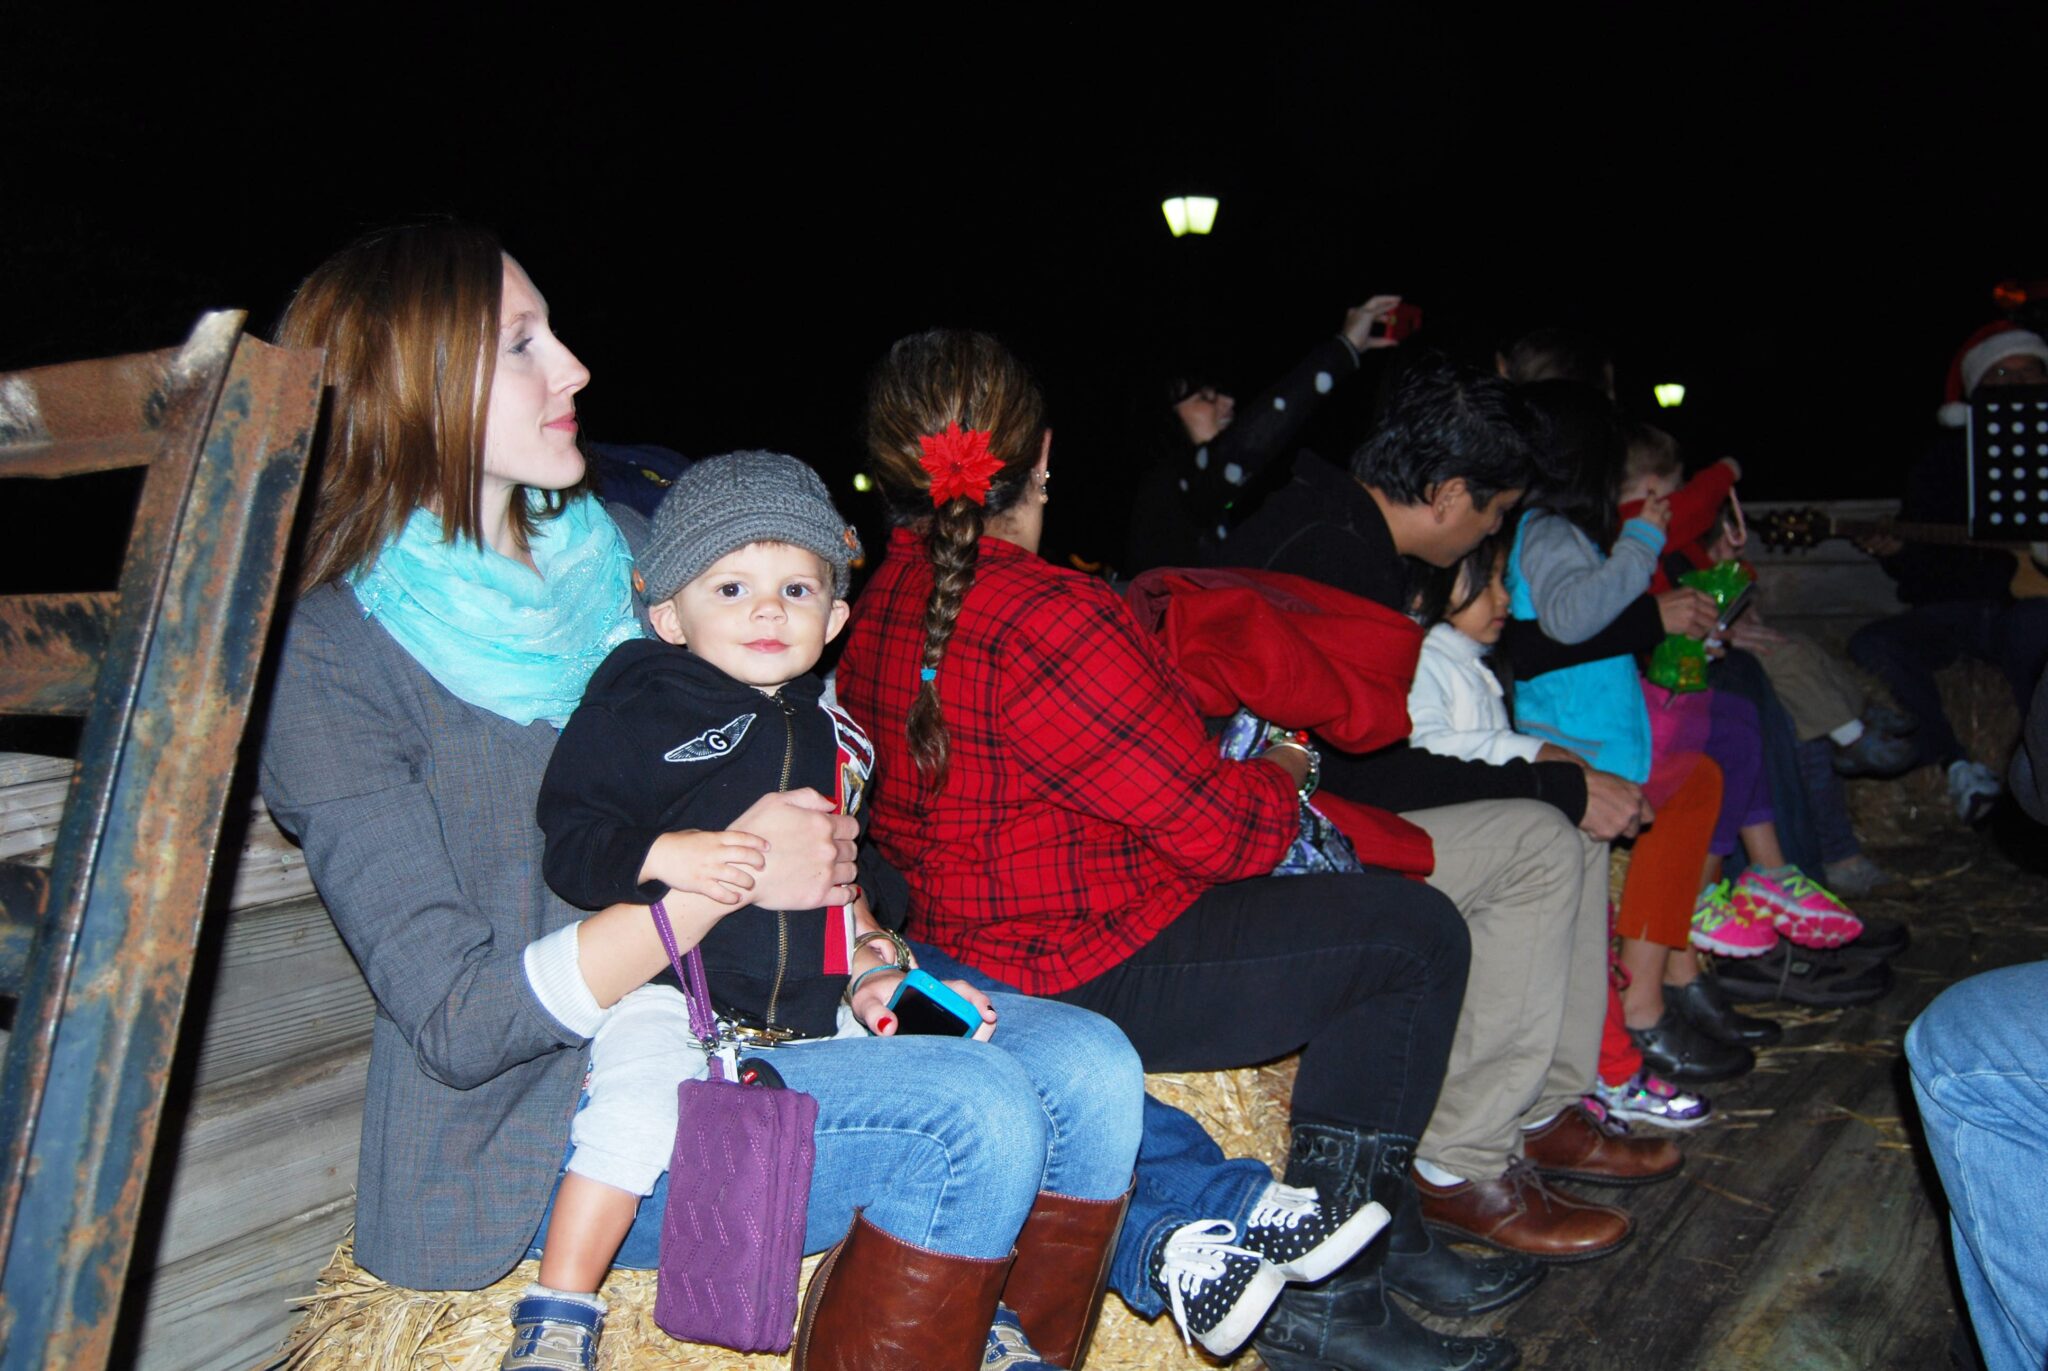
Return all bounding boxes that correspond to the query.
[1691,879,1779,957]
[1735,868,1864,949]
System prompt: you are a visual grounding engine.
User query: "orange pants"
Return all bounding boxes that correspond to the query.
[1616,754,1724,949]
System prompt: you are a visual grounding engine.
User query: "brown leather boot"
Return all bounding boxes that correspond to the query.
[794,1209,1013,1371]
[1416,1159,1632,1263]
[1001,1185,1132,1370]
[1522,1101,1683,1186]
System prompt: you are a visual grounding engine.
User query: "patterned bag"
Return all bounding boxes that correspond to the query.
[648,901,818,1353]
[1216,709,1365,876]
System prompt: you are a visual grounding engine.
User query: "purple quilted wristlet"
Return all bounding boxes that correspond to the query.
[648,902,818,1353]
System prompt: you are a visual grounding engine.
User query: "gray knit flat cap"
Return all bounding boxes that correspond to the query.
[638,450,862,604]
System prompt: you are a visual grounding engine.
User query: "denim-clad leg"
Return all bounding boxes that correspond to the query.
[1905,962,2048,1371]
[773,1028,1055,1257]
[914,941,1273,1320]
[1797,737,1863,865]
[530,986,1142,1267]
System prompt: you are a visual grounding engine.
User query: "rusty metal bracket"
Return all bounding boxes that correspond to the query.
[0,313,320,1368]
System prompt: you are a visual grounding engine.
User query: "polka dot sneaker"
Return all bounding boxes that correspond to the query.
[1691,879,1779,957]
[1238,1180,1390,1282]
[1735,867,1864,949]
[1590,1069,1713,1131]
[1148,1218,1287,1356]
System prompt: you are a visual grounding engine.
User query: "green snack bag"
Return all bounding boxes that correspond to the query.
[1679,560,1753,613]
[1649,560,1755,692]
[1648,633,1710,692]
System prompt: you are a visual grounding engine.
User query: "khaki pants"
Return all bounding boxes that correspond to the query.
[1407,800,1608,1181]
[1751,630,1863,742]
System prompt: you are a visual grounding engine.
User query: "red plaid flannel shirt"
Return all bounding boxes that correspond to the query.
[836,529,1297,994]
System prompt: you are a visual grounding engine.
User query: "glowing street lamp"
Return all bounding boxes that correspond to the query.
[852,472,873,493]
[1654,383,1686,409]
[1161,196,1220,238]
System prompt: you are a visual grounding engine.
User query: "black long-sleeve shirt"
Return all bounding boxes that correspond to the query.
[1126,335,1368,574]
[1222,454,1592,821]
[538,640,873,1039]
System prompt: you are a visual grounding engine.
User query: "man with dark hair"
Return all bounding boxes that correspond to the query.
[1226,363,1674,1355]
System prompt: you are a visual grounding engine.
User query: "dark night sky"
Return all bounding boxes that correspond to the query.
[7,6,2047,565]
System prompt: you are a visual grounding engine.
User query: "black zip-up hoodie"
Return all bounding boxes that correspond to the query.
[538,639,871,1039]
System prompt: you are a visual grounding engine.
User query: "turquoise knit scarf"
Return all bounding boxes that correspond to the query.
[349,496,642,727]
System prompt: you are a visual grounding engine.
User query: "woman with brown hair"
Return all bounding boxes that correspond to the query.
[259,223,1146,1371]
[836,328,1525,1371]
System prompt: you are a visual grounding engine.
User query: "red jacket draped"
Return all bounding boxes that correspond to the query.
[1126,567,1435,877]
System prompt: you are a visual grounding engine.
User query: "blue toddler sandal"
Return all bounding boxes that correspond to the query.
[501,1285,606,1371]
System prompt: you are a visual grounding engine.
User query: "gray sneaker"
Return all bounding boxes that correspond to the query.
[1947,760,2001,824]
[1832,728,1917,778]
[502,1290,604,1371]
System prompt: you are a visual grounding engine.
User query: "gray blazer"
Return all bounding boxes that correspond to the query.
[259,582,589,1289]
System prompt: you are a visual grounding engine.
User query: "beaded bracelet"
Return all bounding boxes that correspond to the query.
[851,928,917,972]
[1264,739,1322,802]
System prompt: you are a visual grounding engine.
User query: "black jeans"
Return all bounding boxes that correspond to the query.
[1051,871,1469,1137]
[1850,599,2048,767]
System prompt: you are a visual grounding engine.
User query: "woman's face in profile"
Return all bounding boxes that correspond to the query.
[482,256,591,497]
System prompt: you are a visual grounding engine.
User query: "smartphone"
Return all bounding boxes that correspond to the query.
[1715,583,1756,634]
[1374,302,1424,343]
[886,969,984,1037]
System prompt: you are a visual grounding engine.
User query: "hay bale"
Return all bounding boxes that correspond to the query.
[275,1063,1299,1369]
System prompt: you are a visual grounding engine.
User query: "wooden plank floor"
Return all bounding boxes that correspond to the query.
[1410,829,2047,1371]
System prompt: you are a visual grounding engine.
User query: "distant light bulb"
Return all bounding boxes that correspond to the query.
[852,472,873,493]
[1654,383,1687,409]
[1161,196,1219,237]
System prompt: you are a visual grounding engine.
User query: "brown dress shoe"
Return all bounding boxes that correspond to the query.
[1416,1160,1632,1264]
[1523,1102,1683,1187]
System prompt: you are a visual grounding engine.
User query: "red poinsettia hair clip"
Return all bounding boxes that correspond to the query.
[918,422,1005,507]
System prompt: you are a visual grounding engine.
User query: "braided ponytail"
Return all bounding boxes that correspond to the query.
[864,330,1047,792]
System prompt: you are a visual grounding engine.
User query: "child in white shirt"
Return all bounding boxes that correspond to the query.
[1408,536,1714,1133]
[1409,536,1576,769]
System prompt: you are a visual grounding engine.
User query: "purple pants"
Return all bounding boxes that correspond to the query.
[1703,688,1773,856]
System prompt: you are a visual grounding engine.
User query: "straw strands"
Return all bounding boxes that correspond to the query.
[275,1061,1301,1369]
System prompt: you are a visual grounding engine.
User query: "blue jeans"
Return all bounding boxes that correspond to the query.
[914,943,1274,1320]
[1796,737,1863,866]
[1905,962,2048,1371]
[529,989,1143,1265]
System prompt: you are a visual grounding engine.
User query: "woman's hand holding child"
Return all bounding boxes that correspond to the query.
[732,788,860,909]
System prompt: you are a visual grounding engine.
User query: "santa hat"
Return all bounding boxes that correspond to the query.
[1937,322,2048,426]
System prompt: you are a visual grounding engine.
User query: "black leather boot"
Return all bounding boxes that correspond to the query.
[1665,977,1782,1046]
[1252,1124,1524,1371]
[1254,1268,1521,1371]
[1628,1010,1754,1084]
